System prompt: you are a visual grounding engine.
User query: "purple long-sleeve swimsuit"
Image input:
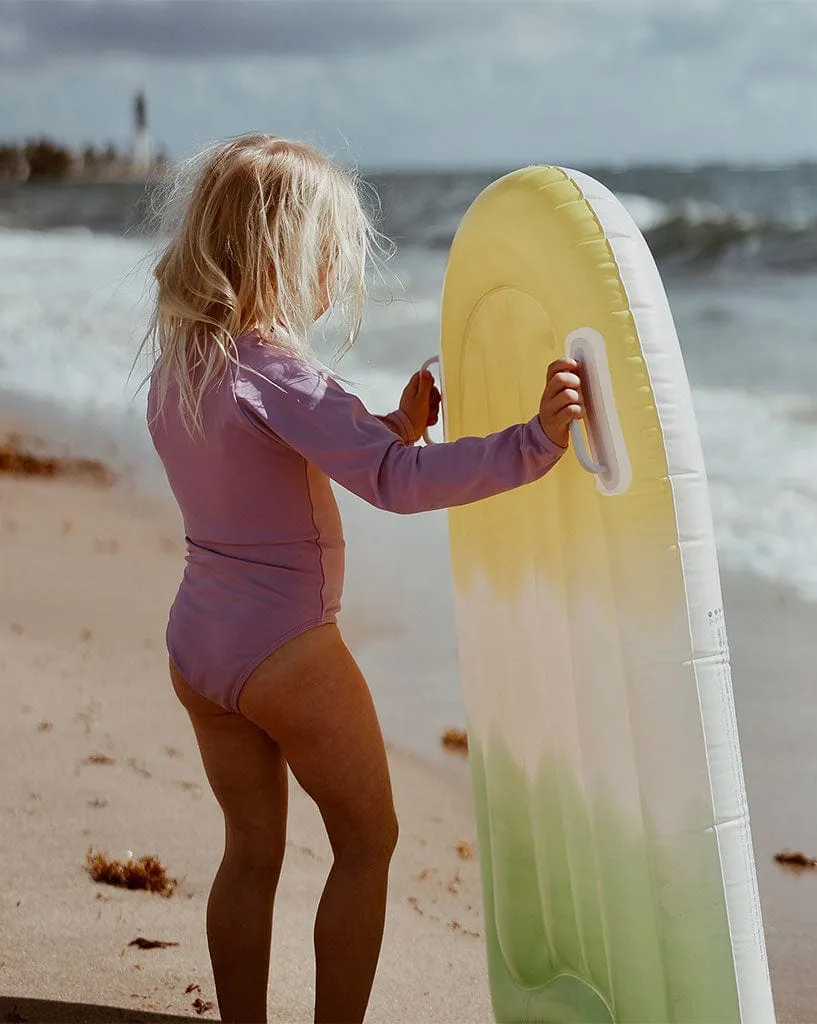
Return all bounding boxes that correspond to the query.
[147,332,565,710]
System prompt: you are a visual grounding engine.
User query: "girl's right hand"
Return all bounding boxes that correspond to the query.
[539,359,584,449]
[399,369,442,443]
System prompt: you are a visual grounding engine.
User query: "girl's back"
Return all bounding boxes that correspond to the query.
[149,332,344,557]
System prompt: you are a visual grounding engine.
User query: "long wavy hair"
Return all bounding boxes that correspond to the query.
[144,133,385,433]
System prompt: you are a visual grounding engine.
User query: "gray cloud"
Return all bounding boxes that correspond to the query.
[645,13,730,55]
[1,0,477,63]
[7,0,788,68]
[644,1,817,58]
[1,0,815,166]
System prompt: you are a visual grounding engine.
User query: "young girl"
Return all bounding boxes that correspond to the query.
[146,134,583,1024]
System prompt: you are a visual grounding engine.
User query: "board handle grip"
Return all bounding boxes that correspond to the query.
[570,419,606,475]
[565,328,632,496]
[420,355,440,446]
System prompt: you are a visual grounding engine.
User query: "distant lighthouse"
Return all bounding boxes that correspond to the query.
[131,91,153,171]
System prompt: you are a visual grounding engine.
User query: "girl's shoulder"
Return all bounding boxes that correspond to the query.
[234,334,330,405]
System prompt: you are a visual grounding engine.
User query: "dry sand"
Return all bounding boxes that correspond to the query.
[0,471,488,1023]
[0,461,815,1022]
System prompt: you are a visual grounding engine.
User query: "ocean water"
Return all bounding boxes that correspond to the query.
[1,169,815,759]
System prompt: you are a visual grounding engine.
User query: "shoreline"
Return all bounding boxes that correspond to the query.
[0,451,815,1019]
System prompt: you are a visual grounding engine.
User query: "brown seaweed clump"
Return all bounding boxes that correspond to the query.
[441,728,468,754]
[0,437,113,487]
[83,753,116,766]
[185,984,215,1015]
[774,850,817,874]
[129,937,179,950]
[86,848,177,896]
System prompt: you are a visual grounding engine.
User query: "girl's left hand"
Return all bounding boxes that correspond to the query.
[400,370,442,442]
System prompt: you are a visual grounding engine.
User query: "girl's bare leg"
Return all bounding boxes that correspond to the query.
[171,664,289,1024]
[238,623,398,1024]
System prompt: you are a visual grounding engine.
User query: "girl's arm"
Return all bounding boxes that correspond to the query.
[235,357,565,515]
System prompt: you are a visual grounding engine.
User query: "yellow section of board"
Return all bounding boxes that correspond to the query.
[443,166,676,626]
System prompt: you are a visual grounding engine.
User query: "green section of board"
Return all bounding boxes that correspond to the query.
[469,736,741,1023]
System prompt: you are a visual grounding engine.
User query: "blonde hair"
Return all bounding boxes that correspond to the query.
[145,133,385,432]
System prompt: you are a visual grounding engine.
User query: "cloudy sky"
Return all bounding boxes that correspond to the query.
[0,0,815,168]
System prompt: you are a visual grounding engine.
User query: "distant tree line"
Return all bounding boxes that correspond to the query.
[0,137,167,183]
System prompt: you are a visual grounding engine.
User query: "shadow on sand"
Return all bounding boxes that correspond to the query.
[0,996,210,1023]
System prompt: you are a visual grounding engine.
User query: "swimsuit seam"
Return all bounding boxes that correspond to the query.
[227,614,337,712]
[303,461,327,620]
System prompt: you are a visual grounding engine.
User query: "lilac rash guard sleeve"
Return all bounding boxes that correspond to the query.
[234,355,565,515]
[375,409,416,444]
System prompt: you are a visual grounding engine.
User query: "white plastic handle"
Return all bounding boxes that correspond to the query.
[570,418,606,475]
[420,355,440,445]
[565,327,632,496]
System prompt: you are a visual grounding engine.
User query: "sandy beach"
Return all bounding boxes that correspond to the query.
[0,454,815,1023]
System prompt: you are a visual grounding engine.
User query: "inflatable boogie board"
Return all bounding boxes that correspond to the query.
[437,168,775,1023]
